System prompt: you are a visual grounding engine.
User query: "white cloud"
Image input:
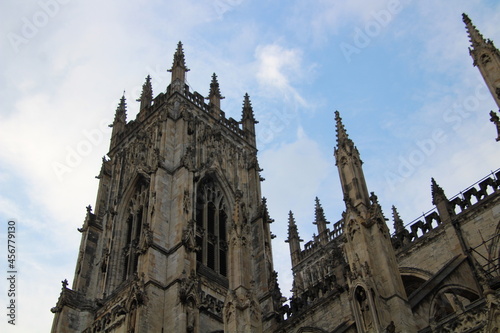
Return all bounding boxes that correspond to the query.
[261,127,332,297]
[255,44,308,107]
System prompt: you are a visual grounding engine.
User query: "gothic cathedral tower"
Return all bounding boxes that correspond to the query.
[334,111,416,332]
[51,43,282,333]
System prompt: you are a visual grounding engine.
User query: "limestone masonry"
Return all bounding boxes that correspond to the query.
[51,14,500,333]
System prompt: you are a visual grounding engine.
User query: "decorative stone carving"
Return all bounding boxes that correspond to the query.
[138,222,153,254]
[490,110,500,141]
[182,219,197,253]
[179,270,198,304]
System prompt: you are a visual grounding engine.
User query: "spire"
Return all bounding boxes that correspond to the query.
[168,42,189,92]
[313,197,330,243]
[286,211,303,266]
[137,75,153,110]
[207,73,224,113]
[463,13,488,49]
[462,14,500,109]
[334,111,370,210]
[392,205,405,235]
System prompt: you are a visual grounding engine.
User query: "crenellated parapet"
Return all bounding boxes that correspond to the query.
[449,169,500,214]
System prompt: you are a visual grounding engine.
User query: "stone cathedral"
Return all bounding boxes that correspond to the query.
[51,14,500,332]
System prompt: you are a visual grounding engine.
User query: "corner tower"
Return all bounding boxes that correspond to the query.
[51,43,281,333]
[334,111,416,332]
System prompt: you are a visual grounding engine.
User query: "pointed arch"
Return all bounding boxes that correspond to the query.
[114,173,150,283]
[399,267,433,298]
[195,172,231,277]
[429,284,480,323]
[350,283,379,333]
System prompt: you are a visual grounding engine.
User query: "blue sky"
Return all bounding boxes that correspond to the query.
[1,0,499,331]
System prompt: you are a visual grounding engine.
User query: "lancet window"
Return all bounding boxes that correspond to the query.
[195,178,228,276]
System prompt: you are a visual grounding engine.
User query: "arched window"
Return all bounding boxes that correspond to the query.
[195,178,228,276]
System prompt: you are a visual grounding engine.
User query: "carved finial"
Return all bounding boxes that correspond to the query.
[490,110,500,141]
[431,178,448,205]
[369,192,379,205]
[62,279,68,289]
[392,205,405,234]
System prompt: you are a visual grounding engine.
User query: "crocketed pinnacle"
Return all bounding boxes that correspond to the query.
[114,94,127,124]
[241,93,257,122]
[169,41,189,72]
[137,75,153,108]
[208,73,224,99]
[142,75,153,98]
[463,13,488,48]
[313,197,329,225]
[431,178,447,205]
[392,205,405,234]
[286,211,302,242]
[335,111,354,149]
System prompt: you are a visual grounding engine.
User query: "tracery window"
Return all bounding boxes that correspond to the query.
[195,178,228,276]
